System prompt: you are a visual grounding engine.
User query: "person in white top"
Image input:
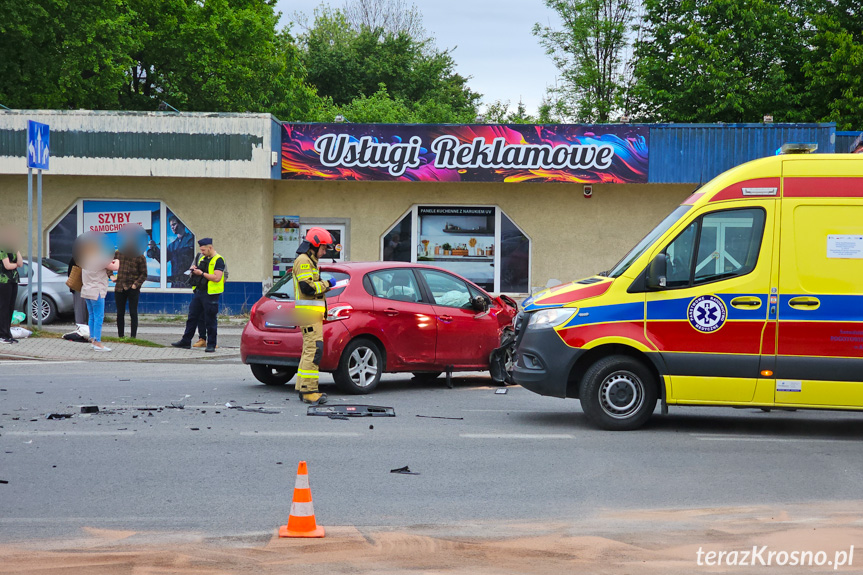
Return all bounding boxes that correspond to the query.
[77,233,120,351]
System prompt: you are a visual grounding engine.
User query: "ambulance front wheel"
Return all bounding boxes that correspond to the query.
[579,355,658,431]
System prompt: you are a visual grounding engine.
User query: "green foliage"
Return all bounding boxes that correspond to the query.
[630,0,863,127]
[0,0,135,109]
[482,100,540,124]
[298,5,481,123]
[631,0,803,122]
[534,0,636,123]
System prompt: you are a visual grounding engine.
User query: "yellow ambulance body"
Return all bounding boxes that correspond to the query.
[513,153,863,429]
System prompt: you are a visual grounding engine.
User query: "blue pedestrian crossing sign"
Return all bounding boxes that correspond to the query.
[27,120,50,170]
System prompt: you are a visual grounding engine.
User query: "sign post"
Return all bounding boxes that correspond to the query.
[26,120,49,329]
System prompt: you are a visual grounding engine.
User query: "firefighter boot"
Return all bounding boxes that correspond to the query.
[299,392,328,405]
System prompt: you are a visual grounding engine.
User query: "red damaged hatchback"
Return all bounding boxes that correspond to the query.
[241,262,519,393]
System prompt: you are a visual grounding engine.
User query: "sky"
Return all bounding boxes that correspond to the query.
[274,0,561,116]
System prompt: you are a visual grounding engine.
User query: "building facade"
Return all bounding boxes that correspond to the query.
[0,109,841,314]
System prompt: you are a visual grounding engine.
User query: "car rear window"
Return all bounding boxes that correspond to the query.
[267,271,350,300]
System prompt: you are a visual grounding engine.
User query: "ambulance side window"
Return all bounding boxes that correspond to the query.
[664,222,698,288]
[660,208,765,289]
[693,209,765,284]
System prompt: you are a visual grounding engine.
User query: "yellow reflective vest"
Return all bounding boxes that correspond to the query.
[293,252,327,322]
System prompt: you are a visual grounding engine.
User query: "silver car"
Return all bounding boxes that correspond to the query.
[15,258,75,324]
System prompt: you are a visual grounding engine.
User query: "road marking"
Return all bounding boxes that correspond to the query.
[4,431,135,437]
[691,433,849,443]
[239,431,361,437]
[460,433,574,439]
[461,409,552,413]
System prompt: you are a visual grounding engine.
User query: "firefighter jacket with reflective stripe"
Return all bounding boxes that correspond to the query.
[293,252,328,319]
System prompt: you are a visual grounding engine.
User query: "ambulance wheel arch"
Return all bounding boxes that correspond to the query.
[381,205,532,295]
[47,199,197,290]
[564,343,665,406]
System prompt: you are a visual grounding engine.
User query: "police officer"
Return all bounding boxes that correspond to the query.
[293,228,335,404]
[171,238,225,353]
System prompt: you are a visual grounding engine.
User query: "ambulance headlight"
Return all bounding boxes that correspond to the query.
[527,308,576,330]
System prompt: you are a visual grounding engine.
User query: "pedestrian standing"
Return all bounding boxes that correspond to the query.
[171,238,225,353]
[0,229,24,344]
[67,255,89,329]
[79,233,120,352]
[293,228,336,404]
[114,243,147,339]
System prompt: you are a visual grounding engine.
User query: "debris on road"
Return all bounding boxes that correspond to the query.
[327,414,350,420]
[495,388,508,395]
[46,413,74,420]
[0,480,8,484]
[416,415,464,420]
[80,406,100,414]
[307,405,395,417]
[390,466,420,475]
[227,403,280,414]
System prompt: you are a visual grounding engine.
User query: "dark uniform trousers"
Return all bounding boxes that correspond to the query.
[181,291,220,346]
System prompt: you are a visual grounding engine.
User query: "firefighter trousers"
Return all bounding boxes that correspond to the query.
[297,322,323,394]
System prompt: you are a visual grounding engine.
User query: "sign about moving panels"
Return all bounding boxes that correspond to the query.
[281,124,648,183]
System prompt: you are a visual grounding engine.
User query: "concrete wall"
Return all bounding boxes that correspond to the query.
[0,174,272,286]
[1,173,696,297]
[274,180,697,291]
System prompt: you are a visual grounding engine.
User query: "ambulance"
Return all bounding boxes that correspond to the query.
[513,151,863,430]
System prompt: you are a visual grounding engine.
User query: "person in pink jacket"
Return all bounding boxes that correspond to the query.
[77,233,120,352]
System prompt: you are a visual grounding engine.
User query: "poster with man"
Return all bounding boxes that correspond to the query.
[148,209,196,287]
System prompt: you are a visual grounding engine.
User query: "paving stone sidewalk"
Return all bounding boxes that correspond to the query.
[0,337,239,362]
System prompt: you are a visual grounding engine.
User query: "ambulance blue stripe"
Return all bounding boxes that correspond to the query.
[779,294,863,322]
[561,302,644,328]
[647,294,767,321]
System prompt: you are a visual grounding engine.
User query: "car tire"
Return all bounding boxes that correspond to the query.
[579,355,658,431]
[250,364,297,386]
[412,371,443,383]
[334,338,383,394]
[30,296,58,325]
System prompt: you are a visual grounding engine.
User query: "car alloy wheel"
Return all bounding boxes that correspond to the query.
[348,346,379,389]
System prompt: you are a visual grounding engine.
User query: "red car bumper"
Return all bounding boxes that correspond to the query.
[240,320,352,372]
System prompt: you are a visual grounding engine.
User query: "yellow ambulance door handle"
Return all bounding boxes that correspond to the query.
[730,296,762,309]
[788,296,821,310]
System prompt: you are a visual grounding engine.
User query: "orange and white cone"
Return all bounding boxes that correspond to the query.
[278,461,325,538]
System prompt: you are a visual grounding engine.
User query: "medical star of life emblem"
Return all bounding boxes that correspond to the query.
[687,295,727,333]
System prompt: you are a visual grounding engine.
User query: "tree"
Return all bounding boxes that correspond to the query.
[298,5,480,123]
[0,0,135,109]
[534,0,636,123]
[800,4,863,130]
[630,0,806,122]
[121,0,320,119]
[342,0,425,39]
[482,99,540,124]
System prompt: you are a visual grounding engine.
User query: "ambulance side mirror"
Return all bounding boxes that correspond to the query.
[646,253,668,290]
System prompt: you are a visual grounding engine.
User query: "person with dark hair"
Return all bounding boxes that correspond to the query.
[171,238,225,353]
[114,233,148,339]
[0,229,24,344]
[851,132,863,154]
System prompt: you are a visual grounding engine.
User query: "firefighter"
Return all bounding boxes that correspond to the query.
[293,228,336,404]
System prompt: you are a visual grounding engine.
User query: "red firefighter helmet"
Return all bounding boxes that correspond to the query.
[305,227,334,248]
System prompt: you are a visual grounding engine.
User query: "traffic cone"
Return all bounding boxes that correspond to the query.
[278,461,325,538]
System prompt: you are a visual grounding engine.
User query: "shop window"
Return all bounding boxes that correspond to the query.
[47,200,196,290]
[382,206,531,294]
[300,224,345,262]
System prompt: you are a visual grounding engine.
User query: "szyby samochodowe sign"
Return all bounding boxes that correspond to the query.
[281,124,648,183]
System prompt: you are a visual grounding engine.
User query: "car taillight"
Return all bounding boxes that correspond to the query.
[250,300,262,323]
[326,304,353,322]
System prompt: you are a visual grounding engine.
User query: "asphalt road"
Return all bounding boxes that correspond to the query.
[2,360,863,543]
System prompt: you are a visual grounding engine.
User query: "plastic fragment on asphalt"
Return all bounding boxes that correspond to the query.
[495,389,508,394]
[307,405,395,417]
[227,403,280,414]
[327,414,350,420]
[80,406,100,414]
[0,480,8,484]
[46,413,74,420]
[416,415,464,420]
[390,466,420,475]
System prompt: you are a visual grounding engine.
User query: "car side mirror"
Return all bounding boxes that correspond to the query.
[471,296,490,312]
[646,253,668,290]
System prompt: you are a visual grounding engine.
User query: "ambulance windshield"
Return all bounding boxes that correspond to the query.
[606,205,691,278]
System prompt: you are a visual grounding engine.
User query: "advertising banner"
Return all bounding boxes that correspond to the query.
[282,123,648,183]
